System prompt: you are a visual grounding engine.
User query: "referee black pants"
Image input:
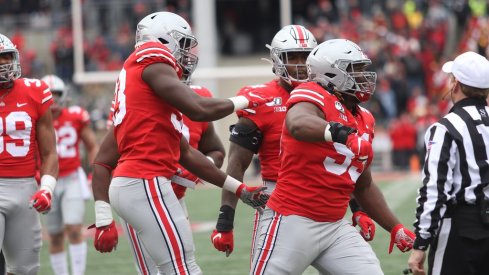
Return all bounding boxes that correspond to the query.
[428,206,489,275]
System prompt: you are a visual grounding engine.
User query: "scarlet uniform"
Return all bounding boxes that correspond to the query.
[252,82,381,275]
[268,82,375,221]
[236,80,290,181]
[0,78,53,275]
[53,106,90,177]
[109,41,201,275]
[0,78,52,177]
[112,41,183,179]
[172,85,211,199]
[45,105,91,234]
[125,85,217,275]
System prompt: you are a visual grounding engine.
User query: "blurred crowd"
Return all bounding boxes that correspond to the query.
[1,0,489,170]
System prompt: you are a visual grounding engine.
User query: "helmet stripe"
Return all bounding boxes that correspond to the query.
[293,25,309,48]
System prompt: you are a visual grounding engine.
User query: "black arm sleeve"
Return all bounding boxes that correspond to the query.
[229,123,263,154]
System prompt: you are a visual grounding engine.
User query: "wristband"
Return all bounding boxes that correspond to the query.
[228,96,249,112]
[324,124,333,142]
[40,175,57,194]
[95,200,113,227]
[222,175,242,194]
[216,205,235,231]
[206,156,215,165]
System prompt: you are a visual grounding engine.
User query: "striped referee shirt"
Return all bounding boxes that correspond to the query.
[413,97,489,250]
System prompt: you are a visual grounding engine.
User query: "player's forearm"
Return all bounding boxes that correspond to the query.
[220,152,251,209]
[354,182,400,232]
[205,150,225,168]
[92,165,112,203]
[189,97,235,121]
[40,151,59,178]
[180,147,227,187]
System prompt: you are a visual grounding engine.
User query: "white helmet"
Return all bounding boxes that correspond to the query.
[135,11,198,79]
[0,34,21,84]
[42,74,67,104]
[266,25,317,87]
[307,39,377,102]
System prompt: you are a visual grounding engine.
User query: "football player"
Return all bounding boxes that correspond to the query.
[0,33,58,275]
[110,83,225,275]
[123,74,225,275]
[41,74,98,275]
[211,25,376,261]
[90,11,271,274]
[249,39,415,275]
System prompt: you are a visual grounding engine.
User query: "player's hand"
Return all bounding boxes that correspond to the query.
[389,224,415,254]
[352,211,376,241]
[29,190,52,214]
[236,184,269,210]
[88,221,118,253]
[211,229,234,257]
[346,133,373,167]
[239,92,274,109]
[408,249,426,275]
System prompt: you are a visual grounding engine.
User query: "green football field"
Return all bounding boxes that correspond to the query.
[39,172,420,275]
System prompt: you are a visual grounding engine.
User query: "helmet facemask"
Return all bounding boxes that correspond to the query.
[265,25,317,88]
[307,39,377,103]
[268,46,311,87]
[336,60,377,102]
[171,30,199,84]
[0,34,21,86]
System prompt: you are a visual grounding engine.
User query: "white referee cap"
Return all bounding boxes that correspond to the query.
[442,51,489,89]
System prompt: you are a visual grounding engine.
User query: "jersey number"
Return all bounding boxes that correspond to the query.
[56,125,77,158]
[113,69,127,126]
[323,133,370,182]
[0,112,32,157]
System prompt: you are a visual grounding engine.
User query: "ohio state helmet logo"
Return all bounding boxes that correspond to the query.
[290,25,310,48]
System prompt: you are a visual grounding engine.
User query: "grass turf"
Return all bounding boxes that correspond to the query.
[39,172,420,275]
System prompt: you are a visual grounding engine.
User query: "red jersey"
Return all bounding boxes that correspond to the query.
[236,80,289,181]
[54,106,90,177]
[112,42,184,179]
[267,82,376,222]
[0,78,53,177]
[172,85,212,199]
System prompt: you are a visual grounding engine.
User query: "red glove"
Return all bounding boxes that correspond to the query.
[389,224,415,254]
[30,190,52,214]
[346,134,373,167]
[211,229,234,256]
[352,211,376,241]
[88,221,118,253]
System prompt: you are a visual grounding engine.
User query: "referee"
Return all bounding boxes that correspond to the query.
[408,51,489,275]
